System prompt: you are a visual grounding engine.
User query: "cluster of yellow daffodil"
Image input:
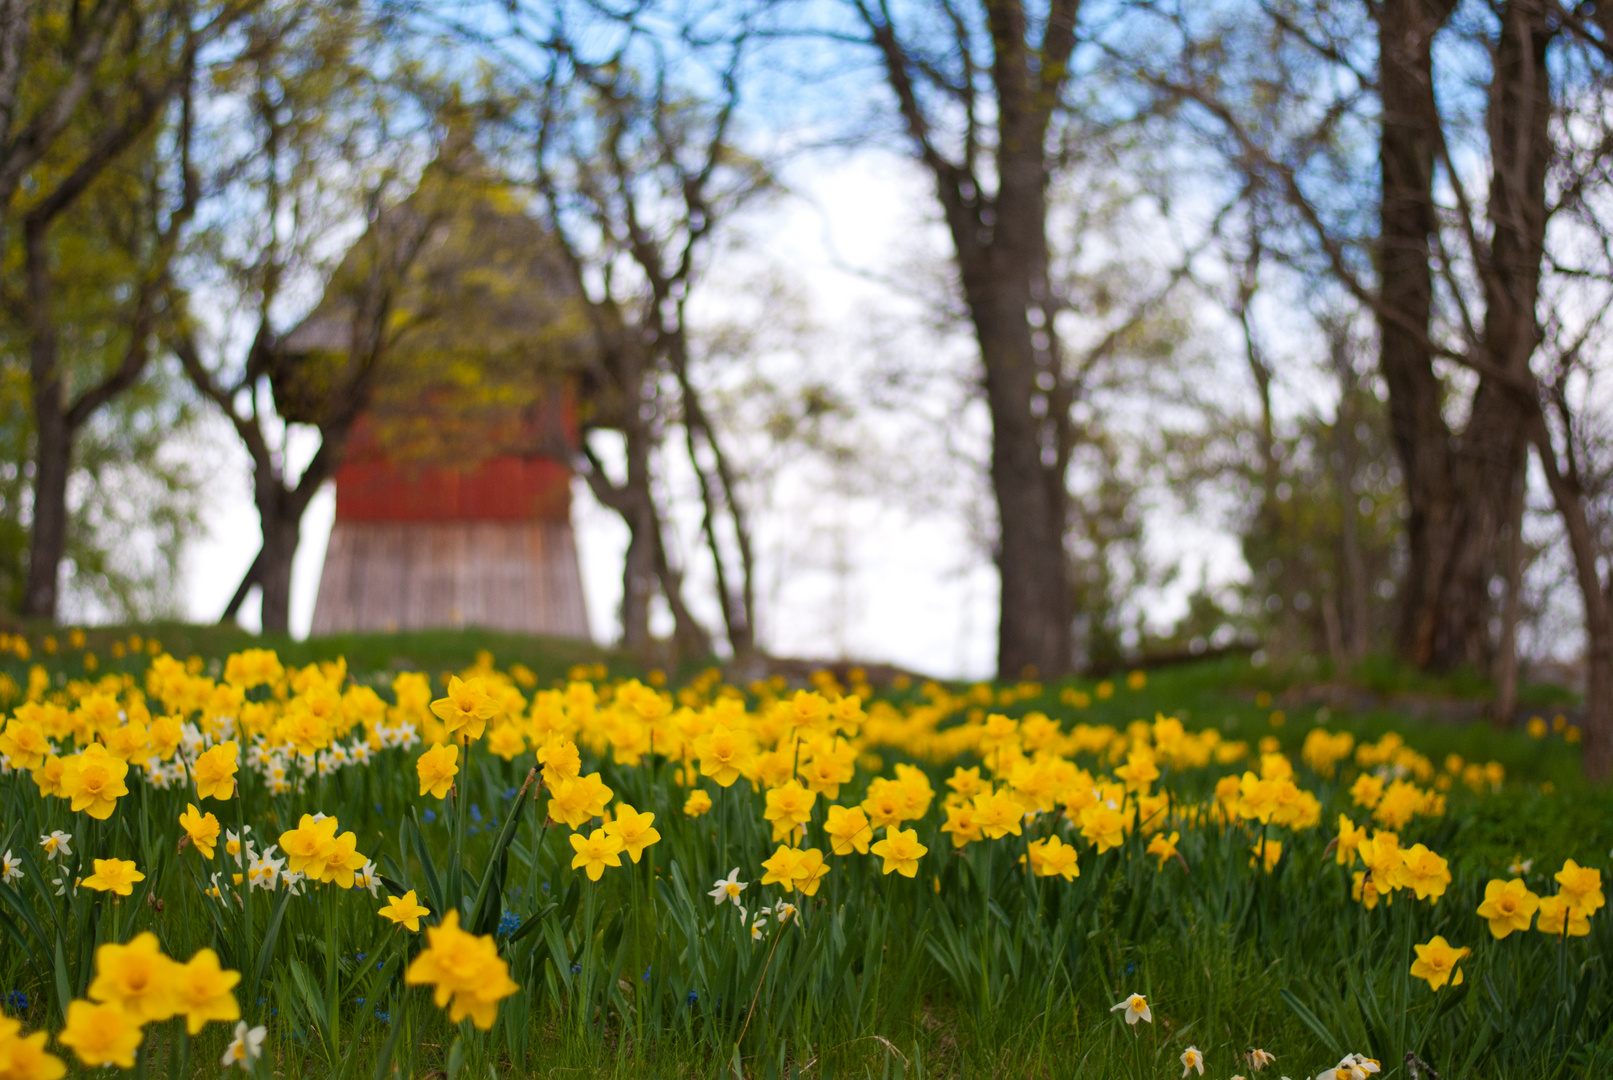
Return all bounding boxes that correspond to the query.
[1333,814,1452,909]
[0,641,1595,1071]
[1397,859,1605,995]
[1473,860,1605,939]
[5,933,250,1075]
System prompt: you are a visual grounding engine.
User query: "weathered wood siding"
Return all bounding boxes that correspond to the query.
[310,521,590,638]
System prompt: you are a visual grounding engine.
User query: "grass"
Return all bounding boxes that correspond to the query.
[0,626,1608,1079]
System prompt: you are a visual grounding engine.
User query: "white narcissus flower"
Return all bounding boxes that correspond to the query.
[1180,1046,1204,1077]
[774,901,798,924]
[1,849,22,884]
[354,860,382,898]
[39,830,72,861]
[1248,1048,1276,1071]
[1318,1055,1381,1080]
[1110,993,1152,1025]
[221,1021,267,1069]
[248,847,284,891]
[709,868,746,906]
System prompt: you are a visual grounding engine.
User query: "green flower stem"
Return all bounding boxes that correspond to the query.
[325,883,340,1067]
[234,781,253,1019]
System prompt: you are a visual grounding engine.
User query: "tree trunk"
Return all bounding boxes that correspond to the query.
[1532,418,1613,780]
[0,0,31,151]
[1328,326,1370,660]
[1583,621,1613,782]
[1377,0,1462,669]
[620,513,656,654]
[581,412,712,661]
[621,413,657,653]
[257,513,301,636]
[863,0,1080,680]
[669,329,756,659]
[21,220,67,619]
[1492,478,1526,725]
[950,160,1073,679]
[23,403,70,619]
[966,282,1073,680]
[1377,0,1542,674]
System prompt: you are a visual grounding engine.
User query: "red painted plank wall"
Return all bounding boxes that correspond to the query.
[334,455,572,522]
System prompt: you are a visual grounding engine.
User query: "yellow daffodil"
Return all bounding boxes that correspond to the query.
[1335,814,1365,866]
[760,845,804,889]
[1393,844,1450,902]
[939,801,983,848]
[278,813,338,876]
[416,743,460,799]
[603,803,661,863]
[1475,878,1539,938]
[87,933,175,1022]
[1536,894,1591,937]
[790,847,831,896]
[193,740,240,801]
[179,804,221,860]
[485,724,527,761]
[310,826,368,888]
[1409,935,1469,990]
[57,1000,143,1069]
[824,805,874,855]
[1146,830,1180,870]
[58,745,128,819]
[683,789,713,817]
[1357,831,1403,893]
[170,949,241,1034]
[1351,871,1385,910]
[546,773,613,828]
[569,828,624,881]
[404,910,519,1029]
[763,780,817,843]
[0,1015,66,1080]
[430,676,500,741]
[81,858,144,897]
[870,828,927,878]
[1078,801,1126,852]
[694,724,753,787]
[1555,859,1604,917]
[0,720,48,771]
[1028,835,1080,880]
[379,890,432,931]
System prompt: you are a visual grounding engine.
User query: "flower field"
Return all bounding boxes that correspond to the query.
[0,631,1609,1079]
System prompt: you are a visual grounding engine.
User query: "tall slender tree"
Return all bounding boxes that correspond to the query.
[166,1,423,633]
[846,0,1086,679]
[478,4,769,660]
[1140,0,1613,770]
[2,0,255,620]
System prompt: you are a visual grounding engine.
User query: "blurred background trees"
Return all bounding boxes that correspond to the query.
[5,0,1613,766]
